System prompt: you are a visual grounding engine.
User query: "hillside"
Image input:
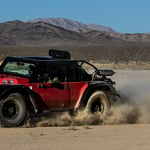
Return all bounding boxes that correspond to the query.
[0,19,150,66]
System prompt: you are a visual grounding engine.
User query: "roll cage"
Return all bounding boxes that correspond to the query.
[0,56,99,83]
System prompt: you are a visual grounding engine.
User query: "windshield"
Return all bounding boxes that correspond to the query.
[2,61,35,77]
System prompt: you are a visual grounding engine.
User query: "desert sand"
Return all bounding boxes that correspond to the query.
[1,124,150,150]
[1,69,150,150]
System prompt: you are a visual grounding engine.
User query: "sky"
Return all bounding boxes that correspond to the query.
[0,0,150,33]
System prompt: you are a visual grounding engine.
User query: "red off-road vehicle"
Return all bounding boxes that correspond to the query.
[0,49,119,127]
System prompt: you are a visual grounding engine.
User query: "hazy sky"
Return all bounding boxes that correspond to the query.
[0,0,150,33]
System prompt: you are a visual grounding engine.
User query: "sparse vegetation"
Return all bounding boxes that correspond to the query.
[1,21,150,69]
[1,42,150,69]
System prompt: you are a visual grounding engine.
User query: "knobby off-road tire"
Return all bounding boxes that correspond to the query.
[0,93,27,127]
[85,91,110,115]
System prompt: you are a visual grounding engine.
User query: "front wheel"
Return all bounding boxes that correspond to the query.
[85,91,110,115]
[0,93,27,127]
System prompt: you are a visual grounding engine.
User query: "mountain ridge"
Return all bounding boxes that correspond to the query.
[1,19,150,47]
[1,18,150,64]
[27,17,116,33]
[0,20,123,46]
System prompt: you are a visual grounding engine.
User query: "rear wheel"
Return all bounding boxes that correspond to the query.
[0,93,27,127]
[85,91,110,115]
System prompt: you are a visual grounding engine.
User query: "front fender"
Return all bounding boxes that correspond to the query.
[0,85,38,113]
[0,85,28,99]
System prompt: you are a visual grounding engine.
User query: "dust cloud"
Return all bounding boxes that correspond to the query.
[105,70,150,124]
[29,70,150,127]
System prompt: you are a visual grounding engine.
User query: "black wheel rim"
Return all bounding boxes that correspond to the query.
[2,100,19,119]
[90,98,104,113]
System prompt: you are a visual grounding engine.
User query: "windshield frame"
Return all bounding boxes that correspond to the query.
[77,60,98,75]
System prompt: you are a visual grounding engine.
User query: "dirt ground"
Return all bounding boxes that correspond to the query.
[1,69,150,150]
[1,124,150,150]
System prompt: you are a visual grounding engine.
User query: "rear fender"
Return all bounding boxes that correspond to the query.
[79,83,112,108]
[0,85,38,114]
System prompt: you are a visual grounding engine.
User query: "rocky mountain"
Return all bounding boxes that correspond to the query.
[1,19,150,47]
[1,19,150,64]
[27,17,116,33]
[0,20,88,46]
[0,20,123,46]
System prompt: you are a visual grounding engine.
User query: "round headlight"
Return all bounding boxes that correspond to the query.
[2,79,8,84]
[9,80,14,85]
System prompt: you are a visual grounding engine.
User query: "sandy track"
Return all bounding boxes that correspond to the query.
[1,70,150,150]
[1,124,150,150]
